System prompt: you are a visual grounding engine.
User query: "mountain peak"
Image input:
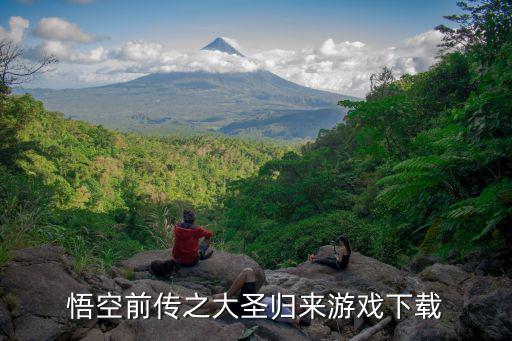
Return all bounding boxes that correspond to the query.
[201,37,244,57]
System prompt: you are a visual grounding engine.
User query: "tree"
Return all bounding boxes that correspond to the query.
[436,0,512,62]
[366,67,397,101]
[0,40,57,94]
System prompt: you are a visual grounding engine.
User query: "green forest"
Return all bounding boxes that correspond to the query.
[1,1,511,273]
[0,95,286,271]
[221,1,512,268]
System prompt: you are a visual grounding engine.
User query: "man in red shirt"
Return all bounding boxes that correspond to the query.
[172,210,213,266]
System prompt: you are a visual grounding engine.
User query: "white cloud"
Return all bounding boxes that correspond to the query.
[28,30,443,96]
[113,41,164,62]
[219,36,244,53]
[33,17,104,43]
[108,40,259,74]
[0,16,30,43]
[252,30,443,96]
[28,41,108,64]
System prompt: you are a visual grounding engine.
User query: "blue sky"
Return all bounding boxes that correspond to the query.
[3,0,459,50]
[1,0,462,96]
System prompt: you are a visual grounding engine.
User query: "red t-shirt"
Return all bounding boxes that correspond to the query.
[172,224,213,265]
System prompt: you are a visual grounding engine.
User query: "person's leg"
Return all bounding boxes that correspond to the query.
[170,268,256,316]
[226,268,256,297]
[314,257,340,270]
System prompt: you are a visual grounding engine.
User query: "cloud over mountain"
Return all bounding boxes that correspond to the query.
[253,30,443,95]
[8,13,443,96]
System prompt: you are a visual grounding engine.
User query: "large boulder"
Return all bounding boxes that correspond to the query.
[119,249,170,272]
[458,276,512,340]
[110,317,246,341]
[0,245,97,341]
[119,248,266,294]
[278,248,415,295]
[419,264,470,287]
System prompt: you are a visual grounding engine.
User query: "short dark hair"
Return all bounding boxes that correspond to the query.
[183,210,196,223]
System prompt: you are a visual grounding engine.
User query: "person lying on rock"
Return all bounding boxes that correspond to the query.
[172,209,214,266]
[308,235,351,271]
[150,210,214,278]
[171,267,311,329]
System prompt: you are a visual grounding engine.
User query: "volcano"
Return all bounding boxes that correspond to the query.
[201,37,245,57]
[18,38,358,140]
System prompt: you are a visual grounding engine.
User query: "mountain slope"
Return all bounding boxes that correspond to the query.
[201,37,244,56]
[21,70,355,139]
[18,38,357,140]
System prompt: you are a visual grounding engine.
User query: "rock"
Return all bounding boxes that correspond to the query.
[119,250,169,272]
[169,284,202,299]
[4,243,511,341]
[404,255,442,273]
[110,317,246,341]
[120,249,266,293]
[323,316,352,333]
[458,276,512,340]
[353,314,365,332]
[264,270,320,295]
[419,264,470,287]
[462,275,512,303]
[171,280,213,296]
[114,277,133,290]
[14,314,70,341]
[0,301,13,339]
[83,272,121,296]
[122,279,173,307]
[306,322,332,340]
[258,284,296,297]
[393,318,457,341]
[252,319,310,340]
[1,261,92,318]
[11,245,68,264]
[274,249,412,296]
[414,280,463,324]
[227,318,310,341]
[79,328,108,341]
[0,246,97,341]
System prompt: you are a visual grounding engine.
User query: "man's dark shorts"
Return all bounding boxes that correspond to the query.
[228,282,257,316]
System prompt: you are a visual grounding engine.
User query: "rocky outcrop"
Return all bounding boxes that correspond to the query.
[0,245,97,341]
[279,248,413,295]
[119,248,266,295]
[458,276,512,340]
[1,244,510,341]
[109,318,247,341]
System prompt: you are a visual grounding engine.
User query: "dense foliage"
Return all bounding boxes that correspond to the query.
[222,0,512,268]
[1,0,510,275]
[0,94,286,270]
